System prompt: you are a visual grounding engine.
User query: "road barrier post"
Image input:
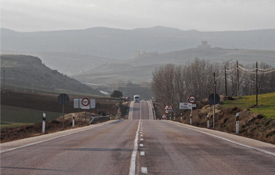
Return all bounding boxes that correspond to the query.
[236,113,239,134]
[181,117,183,123]
[42,113,46,134]
[72,114,75,128]
[207,115,209,128]
[190,113,193,125]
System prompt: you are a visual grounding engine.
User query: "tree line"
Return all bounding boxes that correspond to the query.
[151,58,275,113]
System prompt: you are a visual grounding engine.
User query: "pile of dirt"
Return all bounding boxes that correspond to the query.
[1,112,110,143]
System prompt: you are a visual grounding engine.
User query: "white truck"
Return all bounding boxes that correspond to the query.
[134,95,140,103]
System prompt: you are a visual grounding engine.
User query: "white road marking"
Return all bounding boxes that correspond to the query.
[140,102,142,119]
[141,167,148,174]
[129,120,141,175]
[139,144,144,147]
[0,122,107,154]
[129,101,134,120]
[140,151,145,156]
[175,122,275,157]
[140,138,144,141]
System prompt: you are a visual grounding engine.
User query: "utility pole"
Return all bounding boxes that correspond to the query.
[236,61,239,97]
[213,72,216,129]
[256,62,258,106]
[225,65,227,96]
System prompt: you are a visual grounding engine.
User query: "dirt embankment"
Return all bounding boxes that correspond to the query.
[1,90,129,143]
[1,112,109,143]
[154,100,275,144]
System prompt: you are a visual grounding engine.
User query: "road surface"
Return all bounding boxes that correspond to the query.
[1,101,275,175]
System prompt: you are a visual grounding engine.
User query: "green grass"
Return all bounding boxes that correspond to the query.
[1,105,62,129]
[222,92,275,119]
[0,122,34,129]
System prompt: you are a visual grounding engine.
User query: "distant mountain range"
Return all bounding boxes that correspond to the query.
[1,26,275,60]
[1,26,275,85]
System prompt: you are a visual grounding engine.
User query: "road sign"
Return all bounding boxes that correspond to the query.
[73,99,79,108]
[208,94,220,105]
[74,98,96,109]
[81,98,90,106]
[58,94,69,105]
[58,93,69,129]
[179,103,191,109]
[165,105,169,110]
[179,103,196,109]
[90,99,96,108]
[188,95,196,104]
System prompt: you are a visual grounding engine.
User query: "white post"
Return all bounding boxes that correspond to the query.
[72,114,75,128]
[236,113,239,134]
[181,117,183,123]
[42,113,46,134]
[190,107,193,125]
[207,115,210,128]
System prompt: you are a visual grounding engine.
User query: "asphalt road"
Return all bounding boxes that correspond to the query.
[1,101,275,175]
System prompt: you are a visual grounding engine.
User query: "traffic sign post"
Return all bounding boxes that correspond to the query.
[164,105,173,119]
[188,95,196,125]
[208,93,220,129]
[73,98,96,124]
[58,94,69,129]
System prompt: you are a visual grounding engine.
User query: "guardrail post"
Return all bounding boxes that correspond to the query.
[207,115,210,128]
[236,113,239,134]
[181,117,183,123]
[72,114,75,128]
[42,113,46,134]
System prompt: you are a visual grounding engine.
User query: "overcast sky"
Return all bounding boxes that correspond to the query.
[1,0,275,32]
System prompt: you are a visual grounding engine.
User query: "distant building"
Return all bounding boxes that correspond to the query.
[134,50,158,58]
[198,41,211,49]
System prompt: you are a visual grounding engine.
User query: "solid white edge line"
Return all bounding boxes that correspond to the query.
[129,101,134,120]
[0,122,108,154]
[129,120,141,175]
[140,102,142,119]
[174,122,275,157]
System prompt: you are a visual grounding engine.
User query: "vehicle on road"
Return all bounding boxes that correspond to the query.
[134,95,140,103]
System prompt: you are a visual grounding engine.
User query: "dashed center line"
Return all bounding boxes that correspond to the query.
[141,167,148,174]
[140,138,144,141]
[139,144,144,147]
[140,151,145,156]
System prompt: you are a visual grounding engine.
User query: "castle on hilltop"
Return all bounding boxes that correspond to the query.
[198,41,211,49]
[134,51,158,58]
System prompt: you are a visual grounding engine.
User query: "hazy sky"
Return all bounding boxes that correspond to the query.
[1,0,275,32]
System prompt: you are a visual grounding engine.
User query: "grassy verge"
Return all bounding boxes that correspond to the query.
[0,122,34,129]
[222,92,275,119]
[1,105,62,128]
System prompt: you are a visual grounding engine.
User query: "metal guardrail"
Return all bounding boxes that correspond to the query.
[89,116,111,124]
